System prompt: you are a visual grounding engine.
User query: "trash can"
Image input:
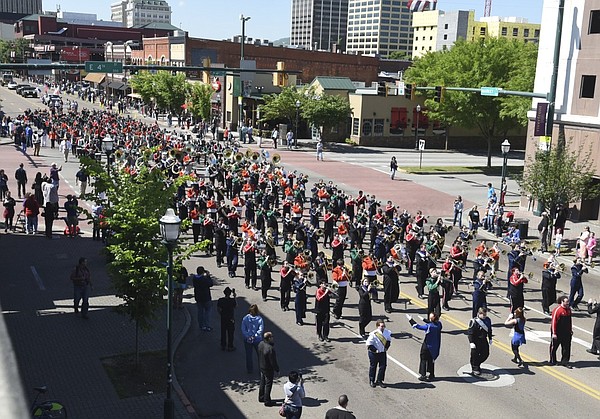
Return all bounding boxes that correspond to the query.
[217,129,224,141]
[514,218,529,239]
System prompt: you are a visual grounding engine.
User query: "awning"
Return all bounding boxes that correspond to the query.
[108,81,127,91]
[83,73,106,84]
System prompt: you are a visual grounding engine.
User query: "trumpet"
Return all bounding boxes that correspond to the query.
[330,282,339,291]
[267,257,278,267]
[527,272,534,280]
[234,236,243,246]
[314,228,324,237]
[303,248,312,257]
[371,279,383,289]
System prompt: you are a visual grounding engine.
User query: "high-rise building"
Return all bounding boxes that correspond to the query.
[290,0,349,51]
[346,0,414,58]
[111,0,172,28]
[412,10,540,59]
[0,0,41,15]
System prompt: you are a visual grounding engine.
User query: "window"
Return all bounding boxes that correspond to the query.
[513,28,519,36]
[480,27,486,36]
[444,23,448,29]
[534,29,540,37]
[501,27,507,36]
[374,119,384,136]
[352,118,360,135]
[580,75,596,98]
[362,120,372,136]
[590,10,600,33]
[443,34,448,40]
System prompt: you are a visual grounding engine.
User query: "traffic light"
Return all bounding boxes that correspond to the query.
[404,83,412,99]
[377,81,387,97]
[434,86,445,103]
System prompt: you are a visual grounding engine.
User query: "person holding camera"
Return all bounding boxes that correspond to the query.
[586,297,600,356]
[569,258,587,310]
[281,370,305,418]
[217,287,237,351]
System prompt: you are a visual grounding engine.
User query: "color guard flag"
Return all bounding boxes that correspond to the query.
[408,0,437,12]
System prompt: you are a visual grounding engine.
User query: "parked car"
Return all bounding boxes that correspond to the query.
[6,81,18,90]
[20,87,38,98]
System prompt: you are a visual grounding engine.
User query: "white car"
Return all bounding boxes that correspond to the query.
[7,81,18,90]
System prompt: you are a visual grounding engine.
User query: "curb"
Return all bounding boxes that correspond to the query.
[172,304,198,418]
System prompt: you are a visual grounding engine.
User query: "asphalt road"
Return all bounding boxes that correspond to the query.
[2,83,599,419]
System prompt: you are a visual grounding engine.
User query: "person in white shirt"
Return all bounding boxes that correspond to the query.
[365,319,392,388]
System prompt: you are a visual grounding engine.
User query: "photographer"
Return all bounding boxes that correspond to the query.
[217,287,237,351]
[281,370,305,419]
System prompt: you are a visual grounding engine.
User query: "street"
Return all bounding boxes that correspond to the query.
[1,83,599,419]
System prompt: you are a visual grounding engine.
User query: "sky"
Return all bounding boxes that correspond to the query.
[48,0,545,42]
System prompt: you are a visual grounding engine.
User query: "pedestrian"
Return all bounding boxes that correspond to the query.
[389,156,398,180]
[504,307,526,366]
[586,297,600,356]
[257,331,279,407]
[63,194,79,237]
[538,211,550,252]
[32,130,41,156]
[324,395,356,419]
[315,281,332,342]
[365,319,392,388]
[286,129,294,150]
[550,296,573,368]
[14,163,27,199]
[407,312,442,382]
[192,266,213,331]
[357,278,373,337]
[569,258,587,310]
[70,257,92,319]
[217,287,237,351]
[316,140,324,161]
[281,370,305,419]
[23,192,39,234]
[0,169,8,200]
[554,228,563,255]
[59,137,71,162]
[468,307,493,376]
[241,304,264,373]
[453,195,463,227]
[577,226,591,260]
[75,166,89,198]
[3,191,16,232]
[468,205,480,236]
[271,127,278,149]
[541,263,561,315]
[586,232,596,265]
[173,264,189,310]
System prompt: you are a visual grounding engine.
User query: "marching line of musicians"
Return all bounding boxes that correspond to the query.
[155,138,594,344]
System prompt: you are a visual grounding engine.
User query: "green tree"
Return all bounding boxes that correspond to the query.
[301,91,352,139]
[518,147,600,221]
[259,87,303,126]
[79,156,204,361]
[405,38,538,166]
[129,70,159,104]
[186,82,213,122]
[130,71,188,116]
[388,51,409,60]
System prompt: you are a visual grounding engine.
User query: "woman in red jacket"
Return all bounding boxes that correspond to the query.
[23,192,40,234]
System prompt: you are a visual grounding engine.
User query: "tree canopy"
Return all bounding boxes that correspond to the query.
[405,37,538,166]
[518,147,600,219]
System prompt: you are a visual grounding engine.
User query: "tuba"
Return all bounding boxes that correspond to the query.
[251,151,260,162]
[272,154,281,166]
[223,148,233,159]
[235,152,244,162]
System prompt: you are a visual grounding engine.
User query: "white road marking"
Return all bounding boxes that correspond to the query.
[457,363,516,387]
[30,266,46,291]
[511,329,592,348]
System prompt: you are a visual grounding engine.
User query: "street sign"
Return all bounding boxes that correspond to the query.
[481,87,499,97]
[396,81,405,96]
[85,61,123,73]
[418,139,426,151]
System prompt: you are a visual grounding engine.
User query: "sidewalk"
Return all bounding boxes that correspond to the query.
[0,137,192,418]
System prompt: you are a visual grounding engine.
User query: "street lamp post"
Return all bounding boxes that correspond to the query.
[240,14,251,61]
[239,14,251,138]
[159,208,181,419]
[295,99,301,148]
[414,104,421,150]
[500,139,511,206]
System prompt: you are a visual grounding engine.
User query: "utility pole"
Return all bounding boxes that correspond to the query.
[544,0,566,149]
